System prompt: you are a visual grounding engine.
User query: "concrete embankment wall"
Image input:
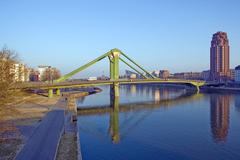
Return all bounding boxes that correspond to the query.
[58,88,101,160]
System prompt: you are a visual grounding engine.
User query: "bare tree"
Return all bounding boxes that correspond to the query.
[0,47,19,105]
[41,67,61,82]
[52,68,61,80]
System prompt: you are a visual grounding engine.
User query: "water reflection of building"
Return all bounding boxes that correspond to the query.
[123,84,175,102]
[124,84,150,97]
[154,90,160,102]
[210,94,231,142]
[130,85,137,94]
[234,95,240,112]
[152,88,171,102]
[161,89,170,100]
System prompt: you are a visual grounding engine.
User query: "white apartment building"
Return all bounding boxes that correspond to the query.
[37,65,49,81]
[12,63,27,82]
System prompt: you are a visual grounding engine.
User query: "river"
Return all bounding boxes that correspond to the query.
[77,84,240,160]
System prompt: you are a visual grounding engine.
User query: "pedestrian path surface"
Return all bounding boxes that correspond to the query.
[16,110,64,160]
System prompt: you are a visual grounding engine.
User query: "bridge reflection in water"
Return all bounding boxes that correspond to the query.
[76,84,204,143]
[75,85,236,144]
[109,96,120,143]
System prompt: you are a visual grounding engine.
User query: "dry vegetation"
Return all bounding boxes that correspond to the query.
[41,67,61,82]
[0,47,19,106]
[0,94,64,160]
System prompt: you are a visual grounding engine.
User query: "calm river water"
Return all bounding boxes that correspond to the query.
[77,84,240,160]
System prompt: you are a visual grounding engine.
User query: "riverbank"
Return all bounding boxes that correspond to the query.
[0,93,62,160]
[0,86,101,160]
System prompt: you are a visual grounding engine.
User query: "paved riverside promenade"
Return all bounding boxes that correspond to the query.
[16,110,64,160]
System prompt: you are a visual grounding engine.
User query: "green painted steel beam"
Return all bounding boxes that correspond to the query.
[120,52,156,79]
[56,48,155,82]
[113,52,119,80]
[111,48,122,53]
[108,49,120,81]
[38,80,204,90]
[24,79,205,90]
[56,51,111,82]
[119,57,148,79]
[108,56,114,80]
[110,60,114,80]
[113,82,120,97]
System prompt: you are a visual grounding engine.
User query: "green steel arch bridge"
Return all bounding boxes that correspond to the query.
[21,48,205,97]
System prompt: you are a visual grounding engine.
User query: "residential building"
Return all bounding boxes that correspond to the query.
[235,65,240,82]
[230,69,235,80]
[173,72,202,80]
[11,63,27,82]
[210,31,230,81]
[37,65,50,81]
[29,69,40,81]
[125,70,140,79]
[201,70,210,81]
[159,70,170,79]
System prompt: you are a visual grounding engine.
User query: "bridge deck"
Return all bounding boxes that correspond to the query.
[17,79,205,90]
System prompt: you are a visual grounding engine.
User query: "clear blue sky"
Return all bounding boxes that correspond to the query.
[0,0,240,78]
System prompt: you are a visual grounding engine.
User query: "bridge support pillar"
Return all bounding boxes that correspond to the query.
[56,88,61,96]
[48,89,53,98]
[108,49,120,80]
[196,86,200,93]
[190,82,203,94]
[110,83,119,98]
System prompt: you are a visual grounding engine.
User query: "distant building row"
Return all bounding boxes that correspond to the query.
[12,63,61,82]
[127,68,240,83]
[124,66,240,83]
[152,70,205,80]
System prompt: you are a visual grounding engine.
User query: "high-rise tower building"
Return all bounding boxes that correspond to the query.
[210,32,230,81]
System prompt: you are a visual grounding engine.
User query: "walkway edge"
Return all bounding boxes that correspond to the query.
[54,118,65,160]
[77,127,83,160]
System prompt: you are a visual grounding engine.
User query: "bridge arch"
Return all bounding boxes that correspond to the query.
[19,49,205,97]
